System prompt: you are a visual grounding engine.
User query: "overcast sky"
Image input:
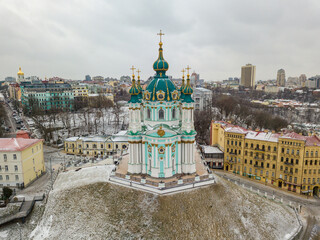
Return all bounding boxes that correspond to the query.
[1,0,320,81]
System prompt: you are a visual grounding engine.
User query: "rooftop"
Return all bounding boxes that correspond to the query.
[0,138,42,152]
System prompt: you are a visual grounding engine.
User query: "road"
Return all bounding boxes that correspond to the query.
[214,170,320,240]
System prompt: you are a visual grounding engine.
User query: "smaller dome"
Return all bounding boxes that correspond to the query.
[17,67,24,76]
[129,80,140,95]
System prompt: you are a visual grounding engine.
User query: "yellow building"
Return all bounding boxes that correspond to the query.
[0,138,45,188]
[72,85,89,97]
[64,131,128,157]
[210,121,320,197]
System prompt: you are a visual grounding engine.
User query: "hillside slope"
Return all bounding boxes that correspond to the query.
[27,168,298,240]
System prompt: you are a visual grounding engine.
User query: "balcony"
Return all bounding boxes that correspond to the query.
[284,162,293,166]
[254,156,264,161]
[255,148,265,152]
[254,164,264,168]
[229,152,237,156]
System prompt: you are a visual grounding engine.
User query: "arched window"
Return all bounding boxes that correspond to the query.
[159,109,164,120]
[147,108,151,119]
[172,108,176,119]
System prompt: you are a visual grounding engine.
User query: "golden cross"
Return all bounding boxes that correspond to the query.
[137,69,141,76]
[181,68,185,77]
[130,65,136,75]
[157,30,165,42]
[186,65,191,75]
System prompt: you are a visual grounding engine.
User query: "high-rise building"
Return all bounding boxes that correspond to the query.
[191,72,200,87]
[241,64,256,88]
[85,75,91,81]
[299,74,307,87]
[276,69,286,87]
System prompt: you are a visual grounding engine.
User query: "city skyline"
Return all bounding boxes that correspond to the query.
[1,0,320,81]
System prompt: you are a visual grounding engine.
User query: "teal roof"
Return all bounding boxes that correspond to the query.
[129,79,141,103]
[145,76,177,101]
[137,79,143,99]
[181,79,194,103]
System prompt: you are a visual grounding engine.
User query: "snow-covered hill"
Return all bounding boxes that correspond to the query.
[0,165,299,239]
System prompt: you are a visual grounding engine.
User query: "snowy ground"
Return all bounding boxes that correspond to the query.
[0,164,300,240]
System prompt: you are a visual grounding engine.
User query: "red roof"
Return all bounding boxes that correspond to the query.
[16,130,30,139]
[306,135,320,146]
[0,138,42,152]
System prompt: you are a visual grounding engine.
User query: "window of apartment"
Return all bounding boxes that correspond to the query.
[296,159,299,164]
[286,149,289,154]
[266,171,269,176]
[268,146,271,151]
[274,147,277,152]
[3,154,7,161]
[251,143,253,148]
[245,151,247,156]
[273,156,276,160]
[310,160,313,165]
[244,166,246,172]
[260,170,263,175]
[6,175,9,180]
[295,169,298,173]
[0,175,2,180]
[255,169,257,174]
[305,160,308,165]
[245,143,248,147]
[311,151,314,157]
[284,175,287,181]
[239,142,242,147]
[309,170,311,174]
[32,148,34,153]
[101,144,103,148]
[281,157,284,162]
[304,169,307,174]
[282,148,284,153]
[314,169,316,174]
[291,149,294,154]
[303,178,306,183]
[14,165,18,172]
[272,164,275,169]
[5,166,8,172]
[306,151,309,157]
[267,163,270,168]
[308,178,311,184]
[116,144,118,149]
[315,160,318,165]
[280,166,283,170]
[294,177,297,183]
[13,154,17,160]
[15,175,19,180]
[244,159,247,164]
[227,140,229,145]
[86,144,89,148]
[297,150,299,155]
[272,172,275,177]
[250,160,252,165]
[250,152,253,157]
[289,176,292,182]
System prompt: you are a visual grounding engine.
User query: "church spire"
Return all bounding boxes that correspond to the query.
[182,65,194,103]
[153,30,169,77]
[136,69,143,99]
[129,65,140,103]
[179,68,186,99]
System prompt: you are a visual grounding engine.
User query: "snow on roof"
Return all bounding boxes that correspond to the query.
[65,131,128,143]
[0,138,42,152]
[202,146,223,154]
[245,131,280,142]
[280,132,307,141]
[224,126,248,134]
[305,135,320,146]
[195,87,211,92]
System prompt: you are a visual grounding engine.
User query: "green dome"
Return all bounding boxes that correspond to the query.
[145,76,178,102]
[153,42,169,77]
[129,79,141,103]
[181,79,194,103]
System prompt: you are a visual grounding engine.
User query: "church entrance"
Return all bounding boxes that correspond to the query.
[313,186,319,197]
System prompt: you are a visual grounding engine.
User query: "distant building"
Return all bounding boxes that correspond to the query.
[264,85,279,93]
[286,77,299,88]
[241,64,256,88]
[191,72,200,87]
[85,75,91,81]
[120,76,131,84]
[277,69,286,87]
[193,87,213,111]
[64,131,128,157]
[20,83,74,111]
[17,67,24,84]
[5,77,16,83]
[72,84,89,97]
[0,138,45,188]
[92,76,104,82]
[308,75,320,89]
[299,74,307,87]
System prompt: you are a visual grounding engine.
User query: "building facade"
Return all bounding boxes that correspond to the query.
[127,37,196,178]
[0,138,45,188]
[64,131,128,157]
[277,69,286,87]
[241,64,256,88]
[193,87,212,111]
[210,121,320,197]
[20,83,74,111]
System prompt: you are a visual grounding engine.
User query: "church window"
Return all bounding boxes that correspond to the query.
[147,108,151,119]
[159,109,164,120]
[172,108,176,119]
[158,146,165,154]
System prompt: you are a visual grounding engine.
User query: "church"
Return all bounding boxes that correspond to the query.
[127,31,197,178]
